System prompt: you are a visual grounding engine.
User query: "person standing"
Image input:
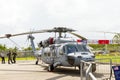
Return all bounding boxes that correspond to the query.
[12,51,17,63]
[7,51,13,64]
[0,51,5,64]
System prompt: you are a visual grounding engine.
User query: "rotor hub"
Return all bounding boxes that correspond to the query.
[5,34,12,38]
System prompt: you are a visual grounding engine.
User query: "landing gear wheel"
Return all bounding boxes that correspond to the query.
[92,63,96,72]
[48,64,54,72]
[78,63,84,70]
[35,61,38,65]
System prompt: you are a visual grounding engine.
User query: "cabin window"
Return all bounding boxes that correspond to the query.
[44,52,47,56]
[59,46,64,55]
[48,52,51,56]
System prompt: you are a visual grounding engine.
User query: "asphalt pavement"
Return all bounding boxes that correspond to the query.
[0,60,80,80]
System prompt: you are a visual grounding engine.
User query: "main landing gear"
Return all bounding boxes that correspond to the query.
[48,64,54,72]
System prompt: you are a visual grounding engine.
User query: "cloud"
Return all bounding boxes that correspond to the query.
[0,0,120,48]
[45,0,88,17]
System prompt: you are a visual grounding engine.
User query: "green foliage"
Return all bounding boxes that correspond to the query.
[23,46,32,51]
[0,44,7,51]
[89,44,104,50]
[89,44,120,51]
[96,53,120,63]
[113,33,120,44]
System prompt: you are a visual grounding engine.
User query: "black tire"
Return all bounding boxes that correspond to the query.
[48,64,54,72]
[78,63,84,71]
[79,63,96,72]
[92,63,96,72]
[35,61,38,65]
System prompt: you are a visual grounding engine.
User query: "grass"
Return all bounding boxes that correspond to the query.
[0,52,120,64]
[95,52,120,64]
[0,57,36,61]
[16,57,36,60]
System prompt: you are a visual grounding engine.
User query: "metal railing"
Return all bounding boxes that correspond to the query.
[80,58,113,80]
[80,60,97,80]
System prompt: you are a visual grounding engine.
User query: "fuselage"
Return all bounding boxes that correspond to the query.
[41,42,95,67]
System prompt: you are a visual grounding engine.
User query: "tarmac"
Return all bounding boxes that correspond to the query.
[0,60,80,80]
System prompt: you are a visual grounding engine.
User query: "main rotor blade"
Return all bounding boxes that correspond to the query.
[0,27,75,38]
[69,32,87,40]
[94,31,120,34]
[0,29,48,39]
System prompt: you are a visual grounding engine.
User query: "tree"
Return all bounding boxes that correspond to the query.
[0,44,7,51]
[112,33,120,44]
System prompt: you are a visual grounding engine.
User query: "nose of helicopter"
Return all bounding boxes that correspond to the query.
[67,52,95,66]
[67,56,75,65]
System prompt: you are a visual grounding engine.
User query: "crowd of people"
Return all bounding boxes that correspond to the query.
[0,51,17,64]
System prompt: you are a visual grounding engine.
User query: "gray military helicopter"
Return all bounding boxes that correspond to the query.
[0,27,96,72]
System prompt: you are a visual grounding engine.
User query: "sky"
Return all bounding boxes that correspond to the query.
[0,0,120,48]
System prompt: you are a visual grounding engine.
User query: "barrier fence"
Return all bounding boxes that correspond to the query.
[80,58,114,80]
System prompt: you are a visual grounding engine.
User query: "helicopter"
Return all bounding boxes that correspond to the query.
[0,27,96,72]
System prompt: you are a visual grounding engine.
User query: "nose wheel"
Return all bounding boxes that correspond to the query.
[35,61,38,65]
[92,63,96,72]
[48,64,54,72]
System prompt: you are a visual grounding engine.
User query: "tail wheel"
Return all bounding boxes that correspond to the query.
[48,64,54,72]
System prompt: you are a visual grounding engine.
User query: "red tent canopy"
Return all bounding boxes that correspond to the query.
[98,40,109,44]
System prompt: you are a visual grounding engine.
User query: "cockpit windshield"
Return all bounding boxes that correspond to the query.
[77,44,90,52]
[65,44,90,54]
[66,44,78,54]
